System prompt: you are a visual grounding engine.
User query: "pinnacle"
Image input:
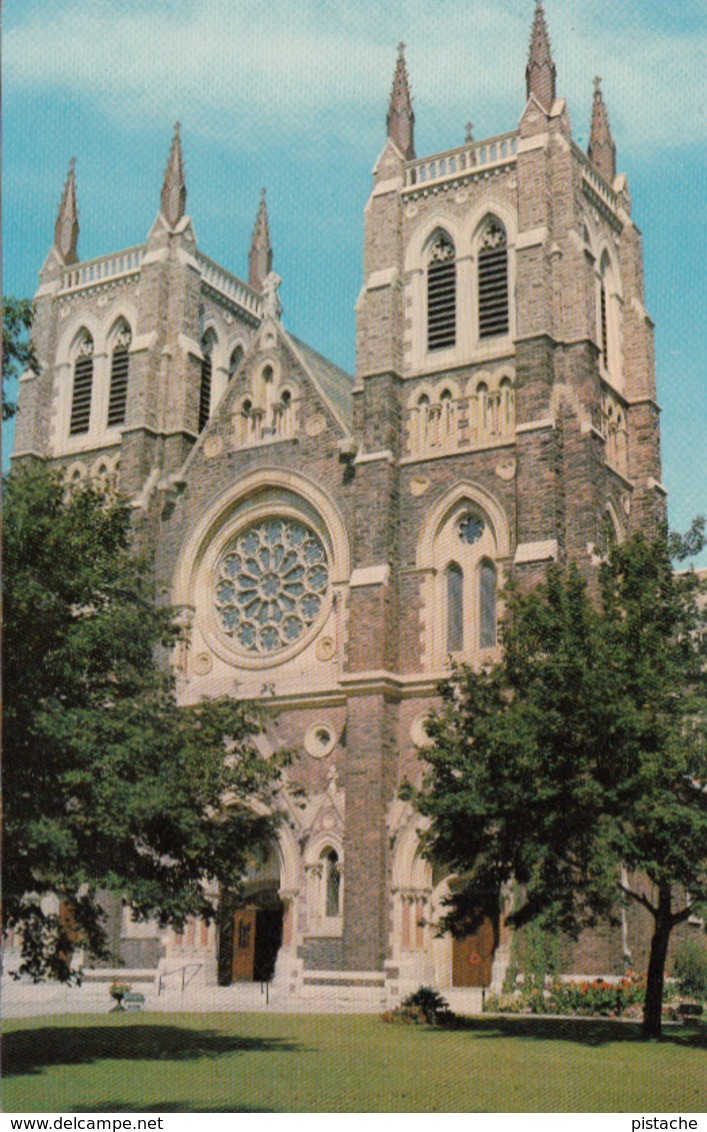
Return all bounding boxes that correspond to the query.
[249,187,273,293]
[588,76,616,184]
[387,42,415,160]
[54,157,79,264]
[161,122,186,229]
[526,0,557,110]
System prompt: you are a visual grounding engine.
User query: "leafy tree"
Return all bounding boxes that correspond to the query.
[2,296,37,420]
[4,463,292,980]
[407,529,706,1037]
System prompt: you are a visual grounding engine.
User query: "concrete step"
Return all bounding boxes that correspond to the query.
[81,968,157,985]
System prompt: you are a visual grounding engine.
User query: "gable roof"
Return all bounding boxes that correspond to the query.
[286,332,354,434]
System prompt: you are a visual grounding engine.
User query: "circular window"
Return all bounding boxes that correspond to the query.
[214,517,329,656]
[304,723,337,758]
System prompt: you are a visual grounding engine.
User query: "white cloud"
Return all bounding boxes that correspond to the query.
[5,0,706,154]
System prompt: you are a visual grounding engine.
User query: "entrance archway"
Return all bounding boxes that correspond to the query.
[218,843,285,985]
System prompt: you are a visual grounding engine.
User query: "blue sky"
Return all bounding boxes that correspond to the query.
[3,0,705,562]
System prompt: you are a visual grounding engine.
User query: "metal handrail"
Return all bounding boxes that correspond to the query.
[157,961,203,996]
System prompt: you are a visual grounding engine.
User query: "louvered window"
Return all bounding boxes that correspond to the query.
[600,280,608,369]
[107,324,131,428]
[198,341,213,432]
[446,563,464,653]
[479,559,497,648]
[427,234,456,351]
[478,221,509,339]
[69,334,94,435]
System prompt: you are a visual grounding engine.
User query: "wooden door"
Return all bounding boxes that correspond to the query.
[58,900,79,965]
[231,907,256,981]
[452,916,495,987]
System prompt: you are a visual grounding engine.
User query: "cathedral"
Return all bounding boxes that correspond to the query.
[13,2,667,1007]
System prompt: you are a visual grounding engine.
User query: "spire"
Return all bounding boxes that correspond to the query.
[387,42,415,160]
[526,1,557,111]
[54,158,79,264]
[249,188,273,293]
[588,76,617,185]
[160,122,186,229]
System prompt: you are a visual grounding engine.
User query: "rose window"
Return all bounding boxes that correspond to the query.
[214,518,329,655]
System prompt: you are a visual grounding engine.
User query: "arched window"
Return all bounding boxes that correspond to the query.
[476,381,489,436]
[499,377,515,434]
[478,219,509,339]
[479,559,497,648]
[69,331,94,435]
[324,849,340,918]
[446,562,464,653]
[228,345,244,379]
[198,334,214,433]
[600,270,609,370]
[107,322,131,428]
[427,233,456,351]
[274,388,294,438]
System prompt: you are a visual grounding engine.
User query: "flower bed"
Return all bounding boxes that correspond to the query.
[485,972,680,1019]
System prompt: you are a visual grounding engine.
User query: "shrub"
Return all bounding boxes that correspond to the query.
[672,939,707,1002]
[382,986,454,1026]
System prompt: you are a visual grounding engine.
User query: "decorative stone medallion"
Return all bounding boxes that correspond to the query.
[455,189,468,205]
[316,636,336,662]
[410,714,433,748]
[410,475,430,497]
[193,653,213,676]
[304,722,337,759]
[495,459,517,481]
[306,413,327,438]
[203,435,223,458]
[405,203,418,219]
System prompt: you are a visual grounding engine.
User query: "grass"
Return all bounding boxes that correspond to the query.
[3,1013,706,1113]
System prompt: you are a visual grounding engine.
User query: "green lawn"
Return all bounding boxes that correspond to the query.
[3,1013,705,1113]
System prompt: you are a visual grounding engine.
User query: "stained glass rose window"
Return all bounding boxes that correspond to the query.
[214,518,329,655]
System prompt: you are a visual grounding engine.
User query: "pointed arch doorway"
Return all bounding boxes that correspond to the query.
[218,843,284,984]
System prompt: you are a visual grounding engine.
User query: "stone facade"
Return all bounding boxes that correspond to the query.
[14,4,685,1002]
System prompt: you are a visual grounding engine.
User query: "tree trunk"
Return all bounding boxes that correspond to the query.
[642,883,672,1039]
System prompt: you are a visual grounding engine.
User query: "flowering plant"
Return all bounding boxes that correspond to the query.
[109,980,132,999]
[485,971,677,1018]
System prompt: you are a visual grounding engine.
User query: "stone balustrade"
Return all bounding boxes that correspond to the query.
[232,396,300,448]
[60,246,145,292]
[404,131,519,190]
[572,141,619,216]
[406,389,515,457]
[197,253,263,320]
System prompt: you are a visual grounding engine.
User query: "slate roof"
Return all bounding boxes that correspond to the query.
[287,333,354,434]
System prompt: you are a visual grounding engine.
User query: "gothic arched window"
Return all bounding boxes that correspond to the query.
[198,333,214,433]
[446,562,464,653]
[479,559,497,648]
[476,381,489,435]
[107,321,131,428]
[324,849,340,918]
[500,377,515,434]
[600,269,609,370]
[228,345,244,379]
[427,233,456,351]
[69,331,94,436]
[478,219,509,339]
